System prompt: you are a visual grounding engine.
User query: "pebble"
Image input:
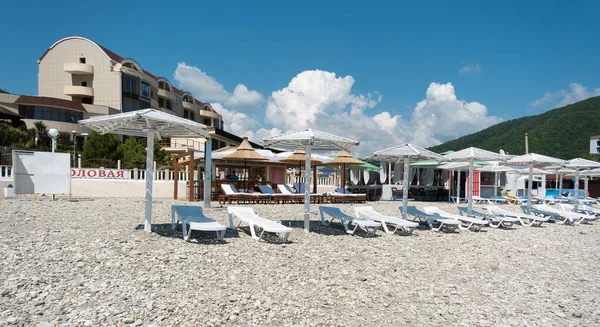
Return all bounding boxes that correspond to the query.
[0,198,599,326]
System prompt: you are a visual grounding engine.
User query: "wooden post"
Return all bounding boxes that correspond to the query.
[188,151,194,201]
[173,158,178,200]
[313,165,317,193]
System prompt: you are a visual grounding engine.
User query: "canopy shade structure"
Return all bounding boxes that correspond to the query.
[278,148,323,194]
[563,158,600,203]
[79,109,211,232]
[348,160,381,172]
[324,151,365,190]
[223,137,269,191]
[443,147,509,214]
[263,129,360,233]
[507,153,565,212]
[371,143,446,219]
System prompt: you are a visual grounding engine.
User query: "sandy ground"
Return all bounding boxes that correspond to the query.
[0,197,599,327]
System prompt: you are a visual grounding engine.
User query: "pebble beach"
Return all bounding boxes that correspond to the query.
[1,198,599,327]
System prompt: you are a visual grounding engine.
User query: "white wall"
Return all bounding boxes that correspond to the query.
[70,180,188,199]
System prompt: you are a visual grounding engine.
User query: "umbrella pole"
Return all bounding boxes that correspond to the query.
[559,174,563,196]
[574,169,580,207]
[203,139,212,208]
[303,145,312,233]
[527,164,533,213]
[494,172,498,198]
[388,161,392,186]
[584,176,589,198]
[144,131,155,232]
[342,163,346,190]
[456,170,461,204]
[402,158,409,219]
[468,159,474,214]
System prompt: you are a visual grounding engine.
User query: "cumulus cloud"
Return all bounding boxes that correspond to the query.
[529,83,600,108]
[459,63,481,74]
[211,103,281,142]
[173,62,264,109]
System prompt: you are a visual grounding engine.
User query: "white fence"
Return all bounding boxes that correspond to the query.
[0,165,336,186]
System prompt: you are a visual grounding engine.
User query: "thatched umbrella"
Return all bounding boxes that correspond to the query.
[325,151,363,190]
[279,148,323,193]
[223,137,269,192]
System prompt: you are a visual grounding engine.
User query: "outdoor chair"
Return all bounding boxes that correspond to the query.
[171,205,227,242]
[318,206,380,236]
[354,206,418,235]
[227,206,293,242]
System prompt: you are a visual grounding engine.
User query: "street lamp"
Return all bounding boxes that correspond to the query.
[72,130,88,167]
[48,129,59,153]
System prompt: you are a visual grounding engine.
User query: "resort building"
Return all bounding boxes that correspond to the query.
[590,136,600,154]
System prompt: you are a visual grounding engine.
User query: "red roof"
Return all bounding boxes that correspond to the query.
[14,95,86,112]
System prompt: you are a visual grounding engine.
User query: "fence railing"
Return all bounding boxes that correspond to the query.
[0,165,12,181]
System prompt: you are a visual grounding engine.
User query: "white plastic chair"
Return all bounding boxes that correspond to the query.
[457,206,518,228]
[227,206,293,242]
[353,206,419,235]
[423,206,488,231]
[319,206,380,236]
[486,205,548,227]
[403,206,460,232]
[171,205,227,241]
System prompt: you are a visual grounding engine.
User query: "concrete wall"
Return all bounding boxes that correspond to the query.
[69,180,188,199]
[38,38,122,109]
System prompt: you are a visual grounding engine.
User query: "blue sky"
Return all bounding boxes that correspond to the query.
[1,0,598,154]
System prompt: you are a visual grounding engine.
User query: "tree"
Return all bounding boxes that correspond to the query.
[117,137,147,169]
[0,89,8,94]
[81,132,121,161]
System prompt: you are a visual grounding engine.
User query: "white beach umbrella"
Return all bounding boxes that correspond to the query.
[370,143,445,219]
[79,109,210,232]
[564,158,600,202]
[507,153,565,212]
[262,129,359,233]
[443,147,509,214]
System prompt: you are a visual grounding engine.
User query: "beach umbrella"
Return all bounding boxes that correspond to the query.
[443,147,509,214]
[279,148,323,193]
[370,143,445,219]
[263,129,359,233]
[507,153,565,213]
[223,137,269,192]
[564,158,600,202]
[324,150,363,190]
[79,109,211,232]
[439,161,480,203]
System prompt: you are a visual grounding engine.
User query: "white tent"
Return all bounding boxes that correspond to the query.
[564,158,600,202]
[443,147,508,214]
[507,153,565,212]
[370,143,445,219]
[262,129,359,233]
[79,109,211,232]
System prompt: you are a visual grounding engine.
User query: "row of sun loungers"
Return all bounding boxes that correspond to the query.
[172,202,599,243]
[218,184,366,205]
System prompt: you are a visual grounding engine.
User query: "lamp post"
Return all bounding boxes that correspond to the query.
[48,129,59,153]
[72,130,88,167]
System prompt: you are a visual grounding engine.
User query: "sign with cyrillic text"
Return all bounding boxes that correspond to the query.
[71,169,130,179]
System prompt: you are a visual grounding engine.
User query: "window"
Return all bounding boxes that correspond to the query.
[80,57,86,64]
[18,105,83,123]
[213,119,219,127]
[166,100,172,111]
[189,111,195,121]
[81,81,87,87]
[158,98,164,108]
[183,110,189,119]
[203,118,211,126]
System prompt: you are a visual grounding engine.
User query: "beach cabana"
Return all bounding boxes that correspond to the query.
[79,109,211,232]
[443,147,509,214]
[563,158,600,203]
[263,129,359,233]
[222,137,269,192]
[507,153,565,213]
[370,143,446,220]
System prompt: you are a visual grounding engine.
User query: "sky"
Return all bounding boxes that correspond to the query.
[1,0,599,156]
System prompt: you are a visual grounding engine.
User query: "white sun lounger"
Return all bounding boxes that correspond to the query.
[402,206,460,232]
[563,203,600,217]
[457,206,518,228]
[171,205,227,241]
[486,205,548,227]
[536,204,596,224]
[423,206,488,231]
[227,206,293,242]
[353,206,418,235]
[318,206,380,235]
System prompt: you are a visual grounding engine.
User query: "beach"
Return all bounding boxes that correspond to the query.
[1,198,599,326]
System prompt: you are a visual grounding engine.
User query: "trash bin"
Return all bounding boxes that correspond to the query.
[4,184,15,199]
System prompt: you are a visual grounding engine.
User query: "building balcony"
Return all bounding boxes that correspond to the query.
[64,85,94,97]
[157,88,175,101]
[64,62,94,75]
[182,101,197,110]
[199,109,221,119]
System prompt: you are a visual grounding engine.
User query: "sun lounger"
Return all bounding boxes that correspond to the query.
[486,205,548,227]
[423,206,488,231]
[536,204,596,224]
[219,184,271,205]
[258,185,290,204]
[171,205,227,241]
[327,189,367,203]
[277,184,323,203]
[457,206,518,228]
[227,206,293,242]
[318,206,380,235]
[522,205,564,224]
[562,203,600,217]
[353,206,418,235]
[402,205,460,232]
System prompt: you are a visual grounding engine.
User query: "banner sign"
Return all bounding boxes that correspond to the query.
[71,169,130,179]
[140,80,151,102]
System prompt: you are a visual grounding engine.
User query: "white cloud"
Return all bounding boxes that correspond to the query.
[530,83,600,108]
[211,103,281,142]
[173,62,264,109]
[459,63,481,74]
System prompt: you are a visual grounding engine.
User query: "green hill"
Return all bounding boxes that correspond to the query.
[428,96,600,160]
